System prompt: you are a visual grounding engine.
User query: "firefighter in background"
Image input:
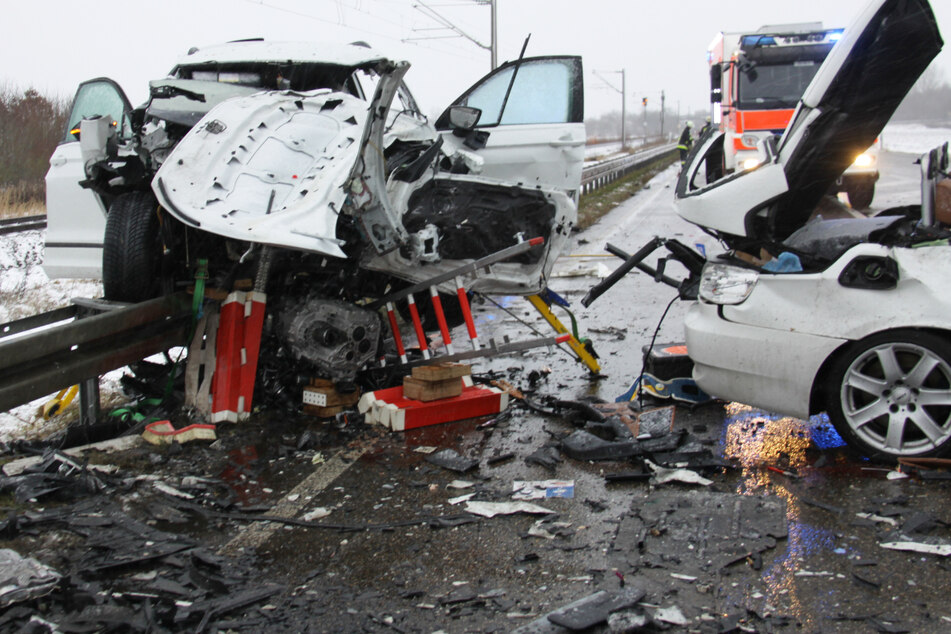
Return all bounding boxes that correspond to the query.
[698,116,712,138]
[677,121,694,166]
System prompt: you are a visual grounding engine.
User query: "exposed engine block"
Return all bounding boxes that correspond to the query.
[279,297,381,383]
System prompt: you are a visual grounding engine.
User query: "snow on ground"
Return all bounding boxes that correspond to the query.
[0,229,119,443]
[881,122,951,155]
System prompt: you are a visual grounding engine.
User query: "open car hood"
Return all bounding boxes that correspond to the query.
[677,0,942,242]
[153,60,421,259]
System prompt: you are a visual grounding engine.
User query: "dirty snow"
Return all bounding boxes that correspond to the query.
[0,228,115,443]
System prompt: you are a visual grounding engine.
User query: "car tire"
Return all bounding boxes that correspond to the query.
[103,191,162,303]
[827,330,951,460]
[846,180,875,211]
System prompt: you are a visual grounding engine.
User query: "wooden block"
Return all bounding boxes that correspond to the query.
[411,362,471,382]
[303,384,361,408]
[403,376,463,402]
[303,404,347,418]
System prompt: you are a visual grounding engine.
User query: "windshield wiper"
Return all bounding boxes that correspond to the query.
[150,84,206,103]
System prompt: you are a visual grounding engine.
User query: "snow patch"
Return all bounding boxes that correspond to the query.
[881,122,951,155]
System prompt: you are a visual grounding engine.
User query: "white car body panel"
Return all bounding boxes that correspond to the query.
[676,160,788,237]
[153,88,376,258]
[174,41,388,69]
[685,302,843,418]
[686,243,951,418]
[438,122,585,194]
[44,141,106,278]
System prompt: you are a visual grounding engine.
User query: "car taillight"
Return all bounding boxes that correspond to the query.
[699,263,758,305]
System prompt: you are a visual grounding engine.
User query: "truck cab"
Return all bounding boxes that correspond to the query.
[708,23,879,210]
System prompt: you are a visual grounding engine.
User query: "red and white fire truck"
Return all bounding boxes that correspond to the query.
[708,22,879,209]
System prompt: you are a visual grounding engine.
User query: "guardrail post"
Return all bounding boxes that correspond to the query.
[79,376,99,437]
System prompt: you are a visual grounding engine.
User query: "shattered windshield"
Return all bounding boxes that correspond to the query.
[737,61,821,109]
[145,79,261,127]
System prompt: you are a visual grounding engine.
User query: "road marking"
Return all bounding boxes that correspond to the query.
[220,447,363,555]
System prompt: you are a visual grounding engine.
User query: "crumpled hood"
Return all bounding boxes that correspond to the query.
[771,0,943,238]
[153,87,372,258]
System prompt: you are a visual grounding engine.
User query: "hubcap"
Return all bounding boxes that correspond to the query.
[840,341,951,456]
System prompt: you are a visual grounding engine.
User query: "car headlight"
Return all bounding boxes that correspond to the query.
[741,133,759,148]
[852,152,874,167]
[699,263,759,305]
[741,158,761,170]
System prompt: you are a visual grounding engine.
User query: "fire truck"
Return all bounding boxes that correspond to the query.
[708,22,879,209]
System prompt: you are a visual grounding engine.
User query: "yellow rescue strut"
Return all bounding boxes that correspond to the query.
[527,294,601,374]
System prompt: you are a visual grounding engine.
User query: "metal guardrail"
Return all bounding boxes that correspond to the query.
[0,214,47,235]
[580,143,678,196]
[0,293,192,415]
[0,151,668,239]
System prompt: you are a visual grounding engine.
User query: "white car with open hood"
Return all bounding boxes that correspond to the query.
[44,40,585,382]
[676,0,948,459]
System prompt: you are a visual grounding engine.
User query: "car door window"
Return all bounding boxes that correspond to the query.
[63,79,132,143]
[444,57,582,128]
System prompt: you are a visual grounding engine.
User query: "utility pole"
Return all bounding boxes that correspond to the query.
[490,0,497,69]
[410,0,497,71]
[593,69,627,149]
[660,90,666,138]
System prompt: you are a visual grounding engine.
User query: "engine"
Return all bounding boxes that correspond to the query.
[278,296,382,383]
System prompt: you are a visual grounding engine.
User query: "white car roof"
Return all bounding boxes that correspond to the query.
[174,40,389,68]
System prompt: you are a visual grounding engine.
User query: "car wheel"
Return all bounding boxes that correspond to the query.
[846,180,875,211]
[103,191,162,302]
[827,331,951,459]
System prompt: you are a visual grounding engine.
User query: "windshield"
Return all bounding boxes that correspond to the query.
[737,61,821,109]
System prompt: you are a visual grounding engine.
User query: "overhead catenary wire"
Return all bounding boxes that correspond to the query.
[240,0,480,62]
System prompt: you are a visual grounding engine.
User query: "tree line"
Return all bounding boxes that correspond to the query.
[0,84,70,206]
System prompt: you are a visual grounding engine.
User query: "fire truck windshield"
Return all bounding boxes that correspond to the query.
[737,62,821,110]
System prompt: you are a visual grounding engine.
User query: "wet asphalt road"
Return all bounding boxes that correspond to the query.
[211,149,951,632]
[7,150,951,633]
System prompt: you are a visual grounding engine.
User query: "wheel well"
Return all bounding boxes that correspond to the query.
[809,327,951,415]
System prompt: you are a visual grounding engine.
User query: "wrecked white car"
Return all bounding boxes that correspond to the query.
[676,0,948,459]
[45,40,585,383]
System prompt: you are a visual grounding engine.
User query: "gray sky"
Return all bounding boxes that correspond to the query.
[2,0,949,119]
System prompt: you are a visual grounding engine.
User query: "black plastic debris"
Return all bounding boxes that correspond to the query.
[425,448,478,473]
[0,549,61,608]
[511,586,645,632]
[614,491,787,573]
[525,445,562,471]
[561,430,639,461]
[0,449,113,502]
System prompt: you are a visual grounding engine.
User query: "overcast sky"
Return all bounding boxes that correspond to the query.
[2,0,949,120]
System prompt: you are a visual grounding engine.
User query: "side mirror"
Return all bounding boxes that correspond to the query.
[448,106,481,132]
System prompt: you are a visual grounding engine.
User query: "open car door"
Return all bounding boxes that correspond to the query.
[44,78,133,279]
[435,56,585,196]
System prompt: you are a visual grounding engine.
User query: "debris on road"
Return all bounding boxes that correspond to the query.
[464,501,555,518]
[512,480,575,500]
[0,549,61,608]
[141,420,217,445]
[512,586,646,632]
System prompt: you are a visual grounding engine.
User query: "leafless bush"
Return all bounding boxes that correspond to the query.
[0,83,71,216]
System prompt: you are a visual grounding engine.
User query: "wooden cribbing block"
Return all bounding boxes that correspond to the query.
[411,362,471,382]
[303,379,361,418]
[403,376,463,402]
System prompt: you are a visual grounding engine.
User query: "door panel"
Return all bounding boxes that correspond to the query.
[44,78,132,279]
[436,56,585,194]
